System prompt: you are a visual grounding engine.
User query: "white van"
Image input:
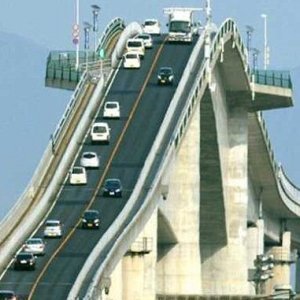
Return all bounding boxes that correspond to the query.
[91,122,110,144]
[123,52,141,69]
[125,38,145,58]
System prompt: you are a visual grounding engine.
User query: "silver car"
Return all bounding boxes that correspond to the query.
[44,220,62,238]
[23,238,45,256]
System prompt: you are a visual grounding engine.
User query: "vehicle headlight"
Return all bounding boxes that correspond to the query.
[82,219,87,222]
[158,75,161,79]
[94,219,99,223]
[103,188,108,192]
[115,189,120,192]
[169,75,174,80]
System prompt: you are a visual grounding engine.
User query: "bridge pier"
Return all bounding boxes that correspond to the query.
[200,63,250,294]
[109,208,158,300]
[296,254,300,293]
[265,231,293,294]
[157,95,202,295]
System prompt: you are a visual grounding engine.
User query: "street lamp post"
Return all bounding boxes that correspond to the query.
[83,22,92,71]
[261,14,268,70]
[251,48,260,72]
[91,4,101,52]
[246,25,254,64]
[74,0,80,70]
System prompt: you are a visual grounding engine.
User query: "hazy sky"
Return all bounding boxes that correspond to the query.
[0,0,300,214]
[1,0,299,69]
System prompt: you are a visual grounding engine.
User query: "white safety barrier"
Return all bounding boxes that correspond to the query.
[111,22,143,68]
[0,17,124,272]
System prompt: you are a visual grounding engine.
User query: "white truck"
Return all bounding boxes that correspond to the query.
[164,7,202,43]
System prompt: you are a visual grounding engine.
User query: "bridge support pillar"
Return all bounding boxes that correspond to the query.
[110,208,158,300]
[266,231,292,294]
[201,87,249,294]
[157,98,202,295]
[296,254,300,293]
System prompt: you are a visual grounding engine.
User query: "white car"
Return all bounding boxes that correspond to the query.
[142,19,161,35]
[125,38,145,58]
[103,101,120,119]
[44,220,62,238]
[91,122,111,144]
[70,166,87,185]
[123,52,141,69]
[134,33,153,49]
[80,152,100,168]
[23,238,46,256]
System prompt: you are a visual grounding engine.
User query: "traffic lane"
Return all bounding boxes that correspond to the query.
[114,40,196,166]
[76,42,199,296]
[27,37,167,298]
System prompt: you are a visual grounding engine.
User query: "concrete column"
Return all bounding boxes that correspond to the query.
[296,255,300,293]
[157,97,201,295]
[222,104,249,293]
[257,219,265,255]
[247,225,259,294]
[266,232,292,294]
[106,261,123,300]
[122,208,157,300]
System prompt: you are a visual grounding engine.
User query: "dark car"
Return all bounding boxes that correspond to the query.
[14,252,36,271]
[157,67,174,85]
[103,178,122,197]
[81,210,100,229]
[0,290,17,300]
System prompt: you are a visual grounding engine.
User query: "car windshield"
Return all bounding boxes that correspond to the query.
[160,68,173,75]
[169,21,190,33]
[145,20,157,26]
[46,221,60,227]
[126,54,138,59]
[84,211,99,218]
[83,153,96,159]
[105,180,121,188]
[72,167,83,174]
[128,41,142,47]
[106,103,117,109]
[17,253,32,260]
[26,239,42,245]
[138,35,149,40]
[0,292,15,300]
[93,126,106,133]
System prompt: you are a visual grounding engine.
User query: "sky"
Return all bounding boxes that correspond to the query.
[0,1,299,216]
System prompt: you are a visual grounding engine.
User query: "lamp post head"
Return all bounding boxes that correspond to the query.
[261,13,267,19]
[246,25,254,34]
[91,4,100,15]
[84,21,92,31]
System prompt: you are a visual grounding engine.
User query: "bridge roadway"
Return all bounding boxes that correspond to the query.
[0,35,199,299]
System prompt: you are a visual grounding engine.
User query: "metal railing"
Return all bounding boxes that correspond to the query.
[45,18,125,84]
[253,70,292,89]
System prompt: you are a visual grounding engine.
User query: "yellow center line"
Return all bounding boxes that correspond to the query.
[28,37,167,299]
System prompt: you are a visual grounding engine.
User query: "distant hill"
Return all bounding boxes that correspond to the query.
[0,31,71,219]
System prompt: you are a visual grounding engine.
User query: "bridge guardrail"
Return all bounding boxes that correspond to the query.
[69,18,252,299]
[46,18,125,84]
[253,70,292,89]
[0,18,123,272]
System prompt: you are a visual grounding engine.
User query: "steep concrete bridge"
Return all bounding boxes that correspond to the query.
[0,16,298,300]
